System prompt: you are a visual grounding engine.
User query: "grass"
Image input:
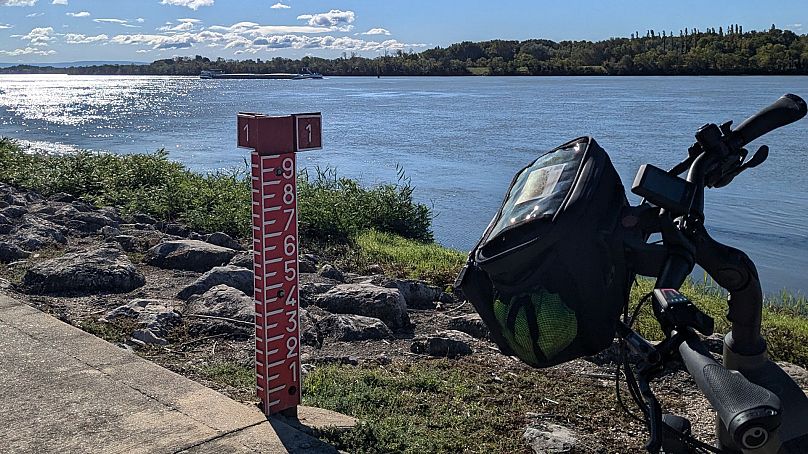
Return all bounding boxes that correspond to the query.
[302,360,637,453]
[199,362,256,390]
[0,139,432,244]
[340,230,466,286]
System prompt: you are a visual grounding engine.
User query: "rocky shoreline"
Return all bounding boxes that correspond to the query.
[2,181,807,453]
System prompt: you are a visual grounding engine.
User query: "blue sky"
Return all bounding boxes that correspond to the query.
[0,0,806,63]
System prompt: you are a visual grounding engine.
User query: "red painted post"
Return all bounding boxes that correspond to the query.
[237,112,322,416]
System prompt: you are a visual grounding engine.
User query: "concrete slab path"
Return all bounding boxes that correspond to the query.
[0,294,349,453]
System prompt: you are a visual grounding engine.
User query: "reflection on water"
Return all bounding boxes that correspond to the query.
[0,74,806,294]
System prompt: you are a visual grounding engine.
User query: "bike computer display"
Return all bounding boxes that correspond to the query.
[631,164,696,215]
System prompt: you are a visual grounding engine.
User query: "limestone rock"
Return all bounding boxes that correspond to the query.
[0,241,30,263]
[318,264,345,282]
[447,314,489,339]
[523,422,577,454]
[8,215,67,251]
[143,240,236,272]
[177,265,253,300]
[23,246,144,295]
[317,314,394,341]
[228,251,254,268]
[184,284,254,339]
[411,330,474,358]
[103,299,181,346]
[313,283,409,329]
[396,279,443,309]
[206,231,244,251]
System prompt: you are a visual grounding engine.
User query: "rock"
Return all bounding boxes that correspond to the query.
[411,330,474,358]
[315,355,359,366]
[228,251,254,268]
[299,273,340,307]
[0,278,10,289]
[131,213,157,225]
[143,240,236,272]
[9,215,67,251]
[177,265,253,300]
[299,254,317,273]
[0,213,12,234]
[301,308,324,348]
[48,192,76,203]
[184,285,254,339]
[523,422,577,454]
[206,232,244,251]
[22,246,145,295]
[188,232,205,241]
[48,205,120,234]
[113,235,140,253]
[103,299,181,346]
[447,314,489,339]
[396,279,443,309]
[318,264,345,282]
[160,223,190,238]
[1,206,27,219]
[100,226,122,238]
[317,314,394,341]
[375,354,391,366]
[0,242,30,263]
[313,283,410,329]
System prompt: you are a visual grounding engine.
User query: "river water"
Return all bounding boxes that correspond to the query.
[0,75,806,295]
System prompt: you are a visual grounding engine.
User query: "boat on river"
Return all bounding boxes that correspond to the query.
[200,69,323,80]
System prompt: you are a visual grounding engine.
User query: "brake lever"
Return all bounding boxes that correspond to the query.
[711,145,769,188]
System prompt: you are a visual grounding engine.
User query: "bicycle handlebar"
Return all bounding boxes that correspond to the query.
[677,334,782,450]
[727,94,807,149]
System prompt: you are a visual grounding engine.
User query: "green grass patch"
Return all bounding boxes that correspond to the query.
[303,360,633,453]
[298,167,432,244]
[77,319,139,344]
[199,362,255,390]
[341,230,466,286]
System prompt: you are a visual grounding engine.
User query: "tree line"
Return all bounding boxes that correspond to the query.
[3,24,808,76]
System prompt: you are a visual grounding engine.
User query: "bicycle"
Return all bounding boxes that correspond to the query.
[617,93,808,453]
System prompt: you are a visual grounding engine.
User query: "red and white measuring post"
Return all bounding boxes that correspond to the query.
[237,112,322,416]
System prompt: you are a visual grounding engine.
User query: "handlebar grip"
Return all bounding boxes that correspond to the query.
[678,335,781,450]
[729,94,807,148]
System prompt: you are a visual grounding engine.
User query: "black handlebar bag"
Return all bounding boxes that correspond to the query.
[456,137,633,368]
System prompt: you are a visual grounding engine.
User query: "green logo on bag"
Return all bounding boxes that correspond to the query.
[494,289,577,363]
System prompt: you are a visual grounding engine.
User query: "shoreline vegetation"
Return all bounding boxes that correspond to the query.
[2,25,808,77]
[2,138,808,452]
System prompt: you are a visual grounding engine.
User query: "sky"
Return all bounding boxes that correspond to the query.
[0,0,806,63]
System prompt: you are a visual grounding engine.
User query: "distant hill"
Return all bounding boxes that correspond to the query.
[0,61,146,69]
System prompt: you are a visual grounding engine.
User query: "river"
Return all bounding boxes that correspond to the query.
[0,75,806,295]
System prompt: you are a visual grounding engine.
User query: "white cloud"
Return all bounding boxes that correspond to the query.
[207,21,327,35]
[16,27,55,46]
[136,18,145,23]
[25,11,43,16]
[110,32,198,49]
[66,11,89,17]
[0,47,55,56]
[158,17,200,32]
[160,0,213,10]
[270,2,290,9]
[94,18,139,28]
[0,0,38,6]
[297,9,355,28]
[362,28,390,36]
[52,0,67,5]
[0,23,13,29]
[64,33,107,44]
